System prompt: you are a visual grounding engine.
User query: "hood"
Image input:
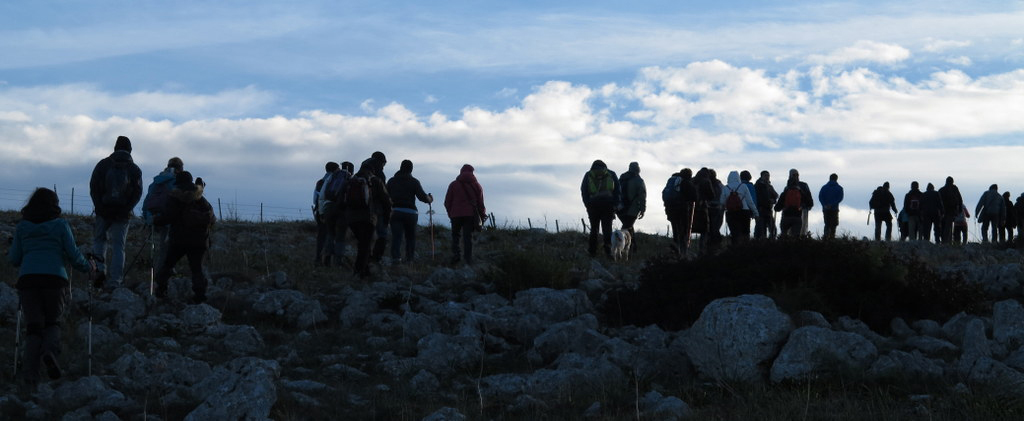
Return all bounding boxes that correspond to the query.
[17,218,68,238]
[169,184,204,203]
[109,150,134,165]
[152,168,176,184]
[456,164,477,183]
[22,204,61,224]
[726,171,741,188]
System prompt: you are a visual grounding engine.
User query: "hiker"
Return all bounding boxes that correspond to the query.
[617,162,647,253]
[318,162,351,267]
[445,164,486,265]
[153,172,215,303]
[775,178,809,238]
[898,209,910,242]
[691,168,716,253]
[580,160,620,258]
[720,170,759,244]
[786,169,814,235]
[975,184,1005,243]
[754,170,778,240]
[953,204,971,245]
[1015,194,1024,241]
[346,159,392,277]
[938,177,963,244]
[364,152,391,263]
[818,173,844,239]
[89,135,143,289]
[142,157,184,276]
[919,183,944,242]
[313,162,338,265]
[869,182,898,241]
[663,168,698,257]
[386,159,433,263]
[8,188,95,387]
[706,169,725,251]
[1002,192,1016,243]
[903,182,924,241]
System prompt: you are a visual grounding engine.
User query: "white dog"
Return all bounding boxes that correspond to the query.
[611,229,632,262]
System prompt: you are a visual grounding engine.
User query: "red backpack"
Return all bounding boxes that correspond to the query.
[783,187,803,211]
[725,186,743,212]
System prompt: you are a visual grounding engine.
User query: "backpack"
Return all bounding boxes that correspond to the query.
[102,161,133,207]
[783,187,803,211]
[906,191,922,215]
[142,179,172,213]
[344,175,372,210]
[183,199,214,229]
[725,186,743,212]
[869,189,882,210]
[662,176,682,205]
[588,172,614,200]
[322,171,349,202]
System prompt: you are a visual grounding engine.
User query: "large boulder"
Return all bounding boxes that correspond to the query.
[186,357,280,421]
[52,376,133,415]
[252,290,328,329]
[770,326,877,383]
[513,288,593,324]
[993,299,1024,349]
[867,350,945,381]
[416,333,483,375]
[528,314,607,364]
[684,295,793,383]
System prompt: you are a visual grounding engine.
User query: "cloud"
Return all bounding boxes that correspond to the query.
[946,56,973,66]
[922,38,972,53]
[808,40,911,66]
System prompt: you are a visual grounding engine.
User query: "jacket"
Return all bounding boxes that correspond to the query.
[904,188,924,216]
[89,150,143,220]
[387,171,431,212]
[154,184,216,247]
[618,171,647,217]
[8,218,91,288]
[869,187,897,216]
[142,167,177,224]
[976,189,1005,219]
[581,168,620,210]
[345,172,392,225]
[938,183,963,214]
[818,180,844,211]
[774,180,813,217]
[719,171,759,218]
[445,165,486,219]
[754,178,778,210]
[920,187,944,219]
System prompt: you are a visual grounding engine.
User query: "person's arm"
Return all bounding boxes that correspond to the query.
[414,179,431,204]
[637,179,647,217]
[61,222,91,273]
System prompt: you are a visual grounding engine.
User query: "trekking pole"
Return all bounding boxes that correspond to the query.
[13,304,21,377]
[428,201,436,261]
[867,210,872,225]
[123,224,153,281]
[685,202,695,254]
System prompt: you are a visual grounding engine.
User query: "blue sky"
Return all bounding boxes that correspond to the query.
[1,1,1023,239]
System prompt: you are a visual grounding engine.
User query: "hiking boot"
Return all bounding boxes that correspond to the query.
[42,352,62,380]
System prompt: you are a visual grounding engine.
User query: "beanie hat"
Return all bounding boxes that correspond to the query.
[325,161,339,172]
[590,160,607,171]
[372,151,386,165]
[400,159,413,173]
[628,162,640,173]
[175,171,194,188]
[167,157,184,172]
[115,136,132,153]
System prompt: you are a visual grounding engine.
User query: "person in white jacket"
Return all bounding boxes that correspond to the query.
[720,170,759,244]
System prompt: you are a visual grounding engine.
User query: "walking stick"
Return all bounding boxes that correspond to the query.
[867,210,872,225]
[685,202,696,254]
[13,305,21,377]
[428,201,436,261]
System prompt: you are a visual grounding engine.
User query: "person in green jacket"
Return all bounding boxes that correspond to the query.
[7,188,94,387]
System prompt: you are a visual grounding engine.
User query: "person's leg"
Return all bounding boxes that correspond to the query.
[153,225,171,275]
[390,214,404,260]
[450,218,463,263]
[874,217,882,241]
[92,216,111,277]
[405,213,418,261]
[155,244,187,297]
[322,209,337,264]
[753,210,765,240]
[462,217,475,264]
[333,214,348,265]
[39,287,66,379]
[884,219,893,242]
[18,289,44,384]
[315,217,327,264]
[185,247,208,302]
[352,222,374,276]
[372,214,388,262]
[106,218,130,286]
[601,210,614,257]
[587,208,600,257]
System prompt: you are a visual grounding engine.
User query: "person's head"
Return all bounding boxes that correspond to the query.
[21,188,61,221]
[590,160,607,171]
[358,160,375,175]
[991,184,999,191]
[167,157,184,173]
[740,170,752,182]
[883,181,890,190]
[829,173,838,182]
[759,170,770,181]
[708,169,718,179]
[911,181,919,190]
[175,171,194,188]
[400,159,414,173]
[114,135,132,153]
[927,183,935,191]
[681,168,692,179]
[325,161,339,173]
[460,164,475,175]
[1004,191,1011,199]
[628,162,640,174]
[341,161,354,174]
[372,151,387,168]
[789,168,799,180]
[946,176,954,185]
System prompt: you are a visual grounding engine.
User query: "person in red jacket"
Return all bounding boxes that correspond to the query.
[444,164,486,265]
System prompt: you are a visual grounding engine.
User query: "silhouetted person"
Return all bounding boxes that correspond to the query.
[869,182,898,241]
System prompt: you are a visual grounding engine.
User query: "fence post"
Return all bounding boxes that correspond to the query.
[71,187,75,215]
[555,220,560,233]
[218,198,223,221]
[528,218,532,229]
[260,203,264,223]
[581,218,587,232]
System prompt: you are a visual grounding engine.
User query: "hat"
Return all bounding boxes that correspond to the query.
[115,136,132,153]
[167,157,183,172]
[628,162,640,173]
[590,160,607,170]
[175,171,194,188]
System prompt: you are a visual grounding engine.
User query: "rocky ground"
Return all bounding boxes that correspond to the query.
[1,212,1024,420]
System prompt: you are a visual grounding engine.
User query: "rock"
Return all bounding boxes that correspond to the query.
[958,319,992,376]
[102,288,146,334]
[75,322,121,349]
[770,326,877,383]
[0,282,19,323]
[410,370,441,397]
[793,311,830,329]
[181,304,221,333]
[944,312,988,345]
[588,260,616,282]
[282,379,329,393]
[904,336,958,358]
[110,350,212,391]
[268,271,292,289]
[416,333,483,374]
[422,407,466,421]
[401,312,440,343]
[684,295,793,383]
[479,373,527,402]
[525,354,624,400]
[963,357,1024,397]
[339,290,378,328]
[583,401,602,419]
[252,290,328,329]
[641,390,692,421]
[52,376,132,414]
[529,314,607,364]
[868,350,944,381]
[425,268,473,290]
[993,299,1024,349]
[890,318,916,339]
[506,394,548,413]
[911,320,943,338]
[834,316,886,347]
[206,324,266,355]
[513,288,593,324]
[186,357,280,421]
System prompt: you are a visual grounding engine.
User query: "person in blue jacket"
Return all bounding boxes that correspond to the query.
[141,157,184,275]
[818,173,844,239]
[7,188,94,387]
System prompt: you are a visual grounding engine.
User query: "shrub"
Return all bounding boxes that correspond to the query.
[487,247,577,299]
[601,238,986,332]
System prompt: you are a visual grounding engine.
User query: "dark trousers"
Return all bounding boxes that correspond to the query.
[780,215,802,238]
[450,216,476,264]
[953,224,968,244]
[315,217,327,261]
[725,210,751,244]
[349,221,375,276]
[822,209,839,239]
[940,214,956,244]
[372,212,389,261]
[920,214,941,242]
[390,212,418,261]
[754,207,776,240]
[708,207,724,250]
[322,206,348,263]
[18,287,66,383]
[587,207,614,257]
[874,215,893,241]
[981,213,1002,242]
[155,244,208,300]
[619,214,638,251]
[668,204,695,257]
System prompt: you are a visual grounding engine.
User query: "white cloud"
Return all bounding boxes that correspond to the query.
[808,40,911,66]
[946,56,973,66]
[922,38,972,53]
[424,95,438,104]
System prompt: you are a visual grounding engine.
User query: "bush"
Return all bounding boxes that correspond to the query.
[601,238,986,332]
[487,247,577,299]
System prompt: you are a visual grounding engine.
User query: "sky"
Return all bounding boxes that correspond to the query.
[1,0,1023,240]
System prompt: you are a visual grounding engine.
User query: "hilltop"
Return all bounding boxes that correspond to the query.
[1,211,1024,420]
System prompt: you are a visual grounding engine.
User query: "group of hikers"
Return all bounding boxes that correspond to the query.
[582,162,1024,259]
[8,135,1024,388]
